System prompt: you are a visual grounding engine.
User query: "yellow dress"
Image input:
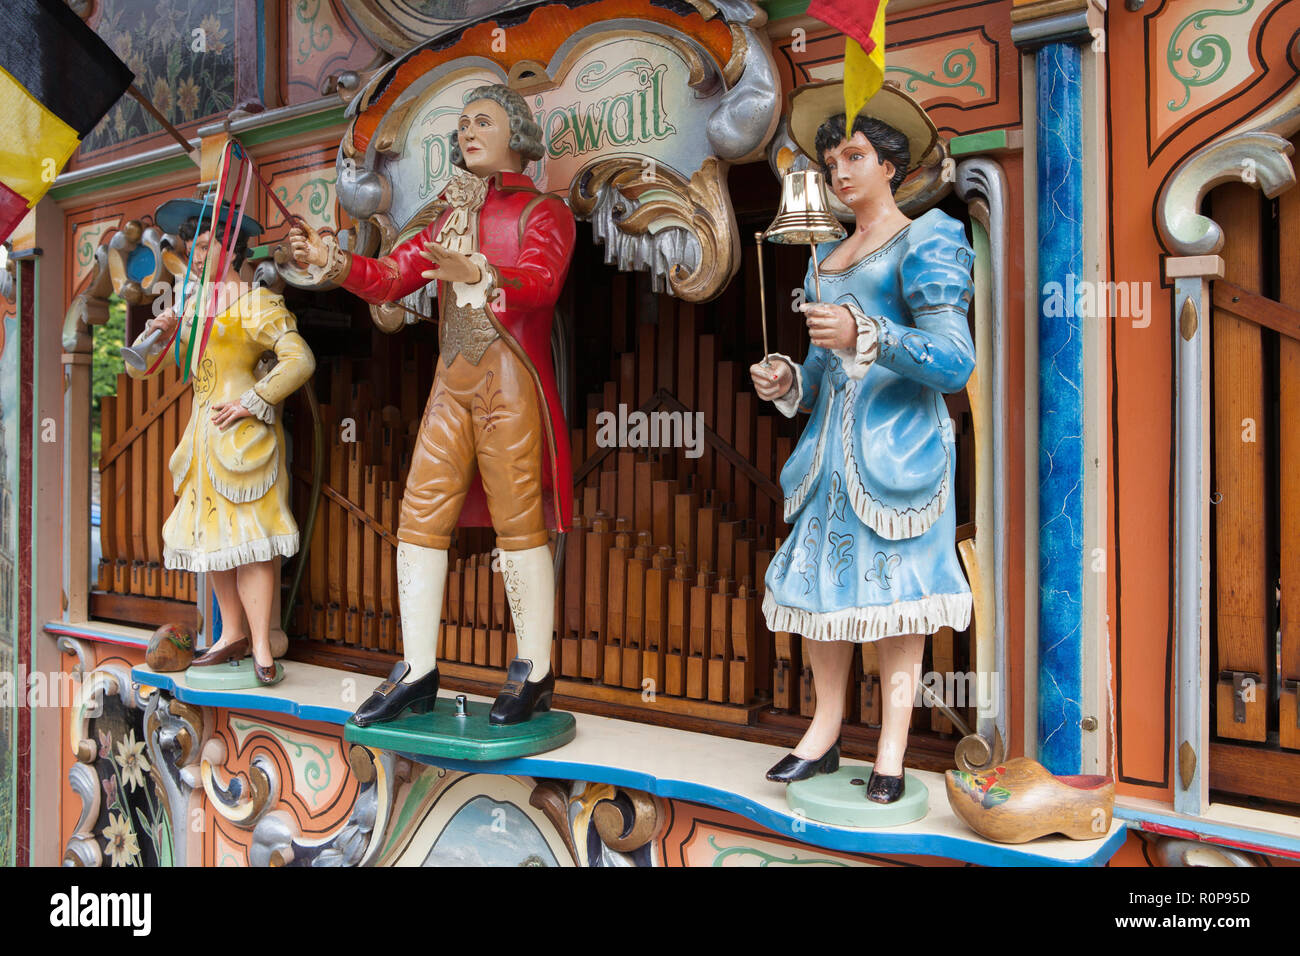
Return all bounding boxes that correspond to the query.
[129,285,316,572]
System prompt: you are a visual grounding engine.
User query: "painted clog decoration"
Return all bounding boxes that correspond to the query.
[945,757,1114,844]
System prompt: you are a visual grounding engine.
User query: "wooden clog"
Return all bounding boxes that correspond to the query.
[945,757,1114,844]
[145,623,195,672]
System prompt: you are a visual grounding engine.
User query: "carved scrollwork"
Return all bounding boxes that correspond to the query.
[1158,131,1296,255]
[592,788,661,852]
[144,693,207,867]
[570,155,738,302]
[246,744,400,867]
[63,763,104,867]
[200,736,280,829]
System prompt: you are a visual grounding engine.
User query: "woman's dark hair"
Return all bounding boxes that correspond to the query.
[178,215,251,271]
[815,114,910,194]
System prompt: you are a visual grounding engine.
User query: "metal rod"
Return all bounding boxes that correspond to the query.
[127,83,196,153]
[809,240,823,301]
[754,231,771,366]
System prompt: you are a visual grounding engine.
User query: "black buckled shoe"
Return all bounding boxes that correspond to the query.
[765,738,841,783]
[352,662,440,727]
[865,769,905,804]
[489,659,555,725]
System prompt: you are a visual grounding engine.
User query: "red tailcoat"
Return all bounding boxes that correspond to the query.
[337,170,577,533]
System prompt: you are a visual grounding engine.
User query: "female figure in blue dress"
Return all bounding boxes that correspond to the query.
[751,83,975,803]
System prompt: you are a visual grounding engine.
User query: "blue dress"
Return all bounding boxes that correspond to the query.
[762,208,976,642]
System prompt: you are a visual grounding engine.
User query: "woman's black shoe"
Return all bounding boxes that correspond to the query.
[352,662,439,727]
[489,659,555,725]
[765,739,841,783]
[865,769,905,804]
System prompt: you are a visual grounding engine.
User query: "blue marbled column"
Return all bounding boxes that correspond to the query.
[1035,42,1084,774]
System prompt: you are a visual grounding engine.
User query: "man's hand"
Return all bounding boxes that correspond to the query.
[800,301,856,350]
[287,221,328,268]
[420,242,483,284]
[210,401,252,430]
[750,358,793,402]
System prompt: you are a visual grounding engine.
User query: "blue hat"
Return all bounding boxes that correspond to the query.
[156,198,262,241]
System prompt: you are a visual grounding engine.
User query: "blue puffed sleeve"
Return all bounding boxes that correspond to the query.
[874,209,976,394]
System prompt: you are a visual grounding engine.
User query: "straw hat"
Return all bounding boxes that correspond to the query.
[788,80,939,172]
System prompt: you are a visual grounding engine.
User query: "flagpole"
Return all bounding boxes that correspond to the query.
[126,84,201,165]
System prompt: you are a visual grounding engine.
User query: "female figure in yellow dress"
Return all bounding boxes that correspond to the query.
[128,202,316,684]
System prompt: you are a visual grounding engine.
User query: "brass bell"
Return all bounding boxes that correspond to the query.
[753,150,847,364]
[763,166,847,247]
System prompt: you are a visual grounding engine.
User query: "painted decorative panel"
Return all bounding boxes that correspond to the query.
[1149,0,1266,150]
[83,0,237,155]
[283,0,380,106]
[259,149,342,241]
[0,261,16,867]
[72,217,122,290]
[771,0,1020,137]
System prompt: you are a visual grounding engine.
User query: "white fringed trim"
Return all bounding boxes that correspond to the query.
[239,387,276,425]
[762,589,972,643]
[782,399,830,521]
[207,453,279,503]
[839,379,949,541]
[165,533,299,573]
[171,436,193,495]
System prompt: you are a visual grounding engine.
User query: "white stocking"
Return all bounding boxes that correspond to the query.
[500,543,555,681]
[396,542,447,682]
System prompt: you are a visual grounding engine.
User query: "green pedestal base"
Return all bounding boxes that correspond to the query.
[183,659,283,690]
[343,697,576,761]
[785,766,929,828]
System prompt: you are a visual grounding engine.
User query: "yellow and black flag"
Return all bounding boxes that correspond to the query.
[0,0,133,243]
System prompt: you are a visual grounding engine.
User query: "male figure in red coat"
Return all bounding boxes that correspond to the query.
[289,84,576,725]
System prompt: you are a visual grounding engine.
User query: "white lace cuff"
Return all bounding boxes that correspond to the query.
[832,305,881,380]
[239,387,276,425]
[453,252,494,309]
[767,354,803,418]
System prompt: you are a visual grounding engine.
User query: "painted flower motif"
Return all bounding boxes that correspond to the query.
[827,472,847,522]
[865,551,901,590]
[112,31,132,60]
[151,77,173,122]
[825,531,853,586]
[97,730,113,761]
[101,813,139,867]
[200,15,228,55]
[101,774,117,804]
[176,76,201,122]
[114,108,127,139]
[114,729,151,792]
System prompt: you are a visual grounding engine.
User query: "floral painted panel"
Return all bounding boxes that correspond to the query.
[83,0,237,154]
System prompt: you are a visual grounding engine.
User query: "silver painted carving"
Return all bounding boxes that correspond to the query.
[1158,132,1296,255]
[706,25,781,163]
[955,157,1012,770]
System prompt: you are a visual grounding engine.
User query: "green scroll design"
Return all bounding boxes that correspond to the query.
[296,0,335,67]
[274,176,337,227]
[1166,0,1255,112]
[885,47,984,99]
[229,717,335,796]
[707,834,851,867]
